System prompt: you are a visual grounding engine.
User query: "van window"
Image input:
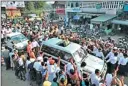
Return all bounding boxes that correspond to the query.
[41,45,58,57]
[41,45,72,61]
[63,52,72,61]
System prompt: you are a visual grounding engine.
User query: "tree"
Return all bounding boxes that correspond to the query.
[25,1,35,11]
[34,1,45,9]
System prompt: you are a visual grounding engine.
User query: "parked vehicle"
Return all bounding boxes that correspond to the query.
[5,32,28,51]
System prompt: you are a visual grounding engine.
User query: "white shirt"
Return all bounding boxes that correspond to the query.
[106,51,114,60]
[33,62,41,71]
[66,63,74,75]
[92,46,99,55]
[54,63,60,73]
[107,56,117,64]
[90,72,100,86]
[26,60,31,68]
[18,58,24,66]
[118,57,128,66]
[32,41,39,48]
[37,56,43,62]
[48,65,55,74]
[106,52,117,64]
[117,52,124,61]
[105,73,113,86]
[96,51,104,59]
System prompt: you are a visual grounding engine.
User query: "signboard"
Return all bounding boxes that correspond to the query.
[123,3,128,12]
[56,8,65,14]
[66,7,81,12]
[96,3,102,9]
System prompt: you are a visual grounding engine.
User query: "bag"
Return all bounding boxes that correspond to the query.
[28,62,35,70]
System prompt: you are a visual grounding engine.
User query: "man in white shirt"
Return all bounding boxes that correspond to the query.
[18,57,24,67]
[96,48,104,59]
[117,49,124,61]
[105,69,114,86]
[37,52,43,62]
[105,73,113,86]
[33,60,41,71]
[65,62,74,75]
[106,52,118,73]
[117,53,128,76]
[105,49,117,73]
[31,39,39,48]
[92,46,99,55]
[90,69,101,86]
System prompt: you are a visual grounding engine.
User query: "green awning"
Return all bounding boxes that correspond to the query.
[91,14,117,24]
[111,20,128,26]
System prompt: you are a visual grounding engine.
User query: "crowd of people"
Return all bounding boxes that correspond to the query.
[1,17,128,86]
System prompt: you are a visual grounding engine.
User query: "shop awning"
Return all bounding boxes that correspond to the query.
[111,20,128,26]
[91,14,117,24]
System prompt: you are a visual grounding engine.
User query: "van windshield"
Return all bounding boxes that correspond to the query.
[11,34,27,44]
[73,47,87,63]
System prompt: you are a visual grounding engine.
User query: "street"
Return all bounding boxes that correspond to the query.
[1,66,30,86]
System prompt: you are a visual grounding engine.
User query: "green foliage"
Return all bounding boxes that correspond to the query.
[27,1,35,10]
[35,1,45,9]
[24,1,46,16]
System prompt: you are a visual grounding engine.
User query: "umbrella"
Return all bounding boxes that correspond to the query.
[73,15,80,20]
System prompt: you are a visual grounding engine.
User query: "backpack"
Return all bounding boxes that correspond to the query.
[28,61,35,70]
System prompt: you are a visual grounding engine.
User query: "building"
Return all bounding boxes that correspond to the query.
[1,1,25,18]
[53,1,66,20]
[65,0,128,30]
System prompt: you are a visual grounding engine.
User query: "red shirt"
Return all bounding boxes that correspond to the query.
[27,44,32,54]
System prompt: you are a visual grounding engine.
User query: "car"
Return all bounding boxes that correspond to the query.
[5,32,29,51]
[41,38,107,77]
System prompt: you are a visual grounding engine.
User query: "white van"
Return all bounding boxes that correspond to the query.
[41,38,107,76]
[5,32,28,50]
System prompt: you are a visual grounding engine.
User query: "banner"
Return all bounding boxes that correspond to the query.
[6,9,21,17]
[56,8,65,14]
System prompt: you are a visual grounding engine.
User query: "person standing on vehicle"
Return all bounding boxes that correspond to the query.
[1,46,11,70]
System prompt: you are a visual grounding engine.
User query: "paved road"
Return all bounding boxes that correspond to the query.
[1,66,30,86]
